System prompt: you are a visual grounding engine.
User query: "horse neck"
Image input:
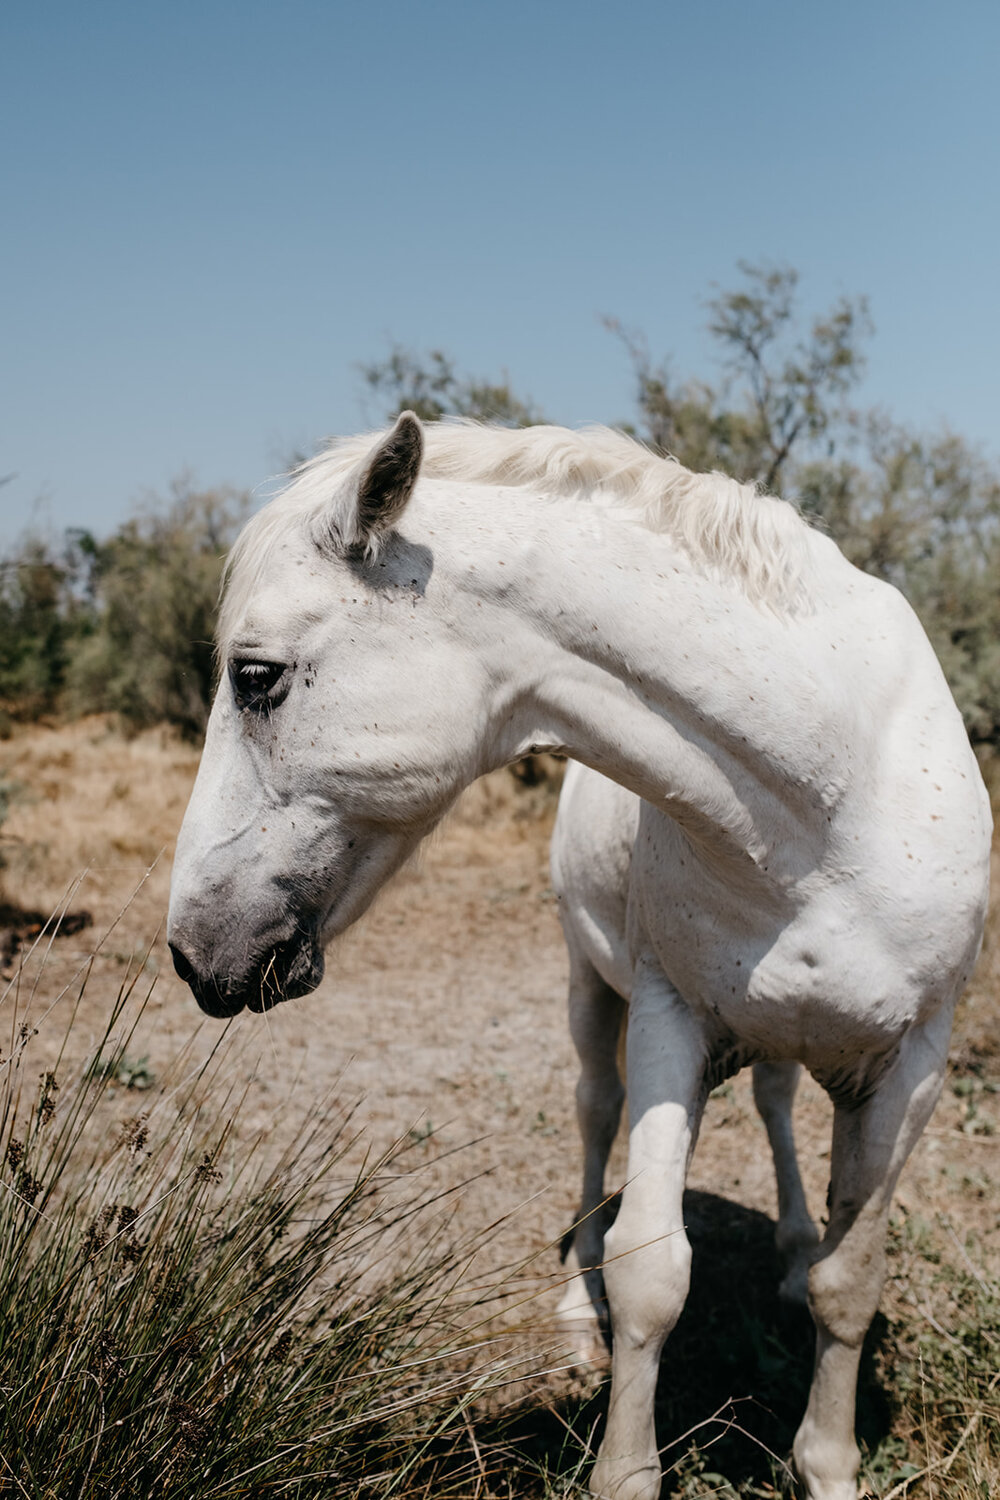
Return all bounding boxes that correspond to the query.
[434,486,831,867]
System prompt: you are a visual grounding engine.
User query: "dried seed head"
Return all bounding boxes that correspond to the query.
[121,1113,150,1156]
[94,1331,125,1382]
[117,1205,139,1234]
[121,1236,145,1265]
[195,1152,222,1184]
[113,1205,145,1262]
[167,1399,209,1454]
[269,1327,295,1364]
[39,1071,58,1125]
[17,1170,42,1206]
[83,1203,119,1257]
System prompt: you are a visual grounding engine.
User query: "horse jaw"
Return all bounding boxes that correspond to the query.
[166,703,426,1015]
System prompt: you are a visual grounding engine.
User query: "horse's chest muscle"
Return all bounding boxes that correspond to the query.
[627,815,950,1065]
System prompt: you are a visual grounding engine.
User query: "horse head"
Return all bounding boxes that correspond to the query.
[167,413,502,1016]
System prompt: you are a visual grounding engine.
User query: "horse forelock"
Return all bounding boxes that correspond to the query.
[217,422,814,652]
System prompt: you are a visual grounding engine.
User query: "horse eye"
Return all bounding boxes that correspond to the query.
[230,659,287,711]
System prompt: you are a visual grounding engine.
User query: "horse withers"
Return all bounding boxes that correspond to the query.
[169,414,991,1500]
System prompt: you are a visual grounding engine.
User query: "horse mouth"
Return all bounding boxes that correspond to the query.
[169,933,325,1017]
[246,934,325,1012]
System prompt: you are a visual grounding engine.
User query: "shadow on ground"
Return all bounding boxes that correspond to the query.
[476,1189,893,1497]
[0,901,92,975]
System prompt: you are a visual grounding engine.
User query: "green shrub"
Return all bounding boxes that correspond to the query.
[0,532,95,723]
[63,483,251,740]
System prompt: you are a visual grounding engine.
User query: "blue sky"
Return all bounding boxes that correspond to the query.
[2,0,998,543]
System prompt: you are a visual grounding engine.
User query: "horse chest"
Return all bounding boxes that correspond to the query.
[627,814,929,1069]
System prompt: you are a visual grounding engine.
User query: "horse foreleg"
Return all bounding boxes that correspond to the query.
[557,950,627,1366]
[590,964,706,1500]
[751,1060,818,1306]
[793,1009,952,1500]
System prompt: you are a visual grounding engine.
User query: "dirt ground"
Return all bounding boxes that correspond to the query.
[2,717,998,1381]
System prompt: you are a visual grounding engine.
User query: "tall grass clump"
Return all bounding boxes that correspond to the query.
[861,1222,997,1496]
[0,926,533,1499]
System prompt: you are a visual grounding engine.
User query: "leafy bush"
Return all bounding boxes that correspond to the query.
[65,483,250,740]
[0,531,95,727]
[799,420,1000,743]
[611,261,872,492]
[360,343,544,427]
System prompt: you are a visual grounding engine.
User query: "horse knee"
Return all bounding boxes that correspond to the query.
[808,1231,886,1349]
[603,1214,691,1352]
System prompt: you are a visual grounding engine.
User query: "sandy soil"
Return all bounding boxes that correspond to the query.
[2,718,997,1357]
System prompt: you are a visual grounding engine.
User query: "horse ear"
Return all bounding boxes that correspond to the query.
[345,411,423,557]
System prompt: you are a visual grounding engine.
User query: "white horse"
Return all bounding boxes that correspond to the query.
[551,759,819,1363]
[168,414,991,1500]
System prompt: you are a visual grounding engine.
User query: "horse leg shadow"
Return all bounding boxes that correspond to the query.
[496,1188,893,1496]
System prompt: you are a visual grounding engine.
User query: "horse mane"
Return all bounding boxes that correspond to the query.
[220,422,813,647]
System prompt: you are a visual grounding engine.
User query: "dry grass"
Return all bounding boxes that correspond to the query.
[0,956,549,1498]
[1,716,200,910]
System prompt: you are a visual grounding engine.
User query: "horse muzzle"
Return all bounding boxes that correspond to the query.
[168,931,325,1017]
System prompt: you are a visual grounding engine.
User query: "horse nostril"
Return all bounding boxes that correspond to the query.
[169,942,196,985]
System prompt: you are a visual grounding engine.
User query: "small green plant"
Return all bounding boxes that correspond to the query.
[951,1074,998,1136]
[85,1048,157,1090]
